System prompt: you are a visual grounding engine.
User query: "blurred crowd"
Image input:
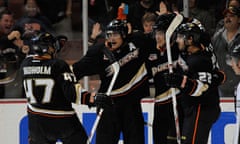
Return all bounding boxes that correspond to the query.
[0,0,239,98]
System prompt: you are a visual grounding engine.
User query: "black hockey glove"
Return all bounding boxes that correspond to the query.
[212,70,226,86]
[164,72,185,88]
[94,93,113,109]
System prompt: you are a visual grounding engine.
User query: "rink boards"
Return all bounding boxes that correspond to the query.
[0,97,237,144]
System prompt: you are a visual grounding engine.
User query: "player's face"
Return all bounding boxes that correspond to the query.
[106,31,124,51]
[143,21,154,34]
[176,34,186,51]
[155,30,165,49]
[230,57,240,75]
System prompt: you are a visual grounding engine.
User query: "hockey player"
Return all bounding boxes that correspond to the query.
[145,13,183,144]
[228,41,240,144]
[164,22,224,144]
[72,19,150,144]
[20,32,95,144]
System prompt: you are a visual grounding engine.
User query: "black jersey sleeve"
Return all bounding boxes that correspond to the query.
[72,43,104,80]
[53,59,93,106]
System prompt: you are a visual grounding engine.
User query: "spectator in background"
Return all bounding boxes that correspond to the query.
[0,0,7,13]
[35,0,73,39]
[142,12,157,34]
[13,0,54,42]
[88,3,132,47]
[154,0,179,15]
[137,11,156,96]
[212,6,240,97]
[88,0,116,27]
[0,9,29,98]
[127,0,155,32]
[187,0,216,36]
[215,0,228,24]
[35,0,71,25]
[215,0,240,32]
[88,22,103,46]
[0,9,13,35]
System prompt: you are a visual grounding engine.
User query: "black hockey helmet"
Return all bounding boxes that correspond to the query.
[30,32,57,56]
[152,13,176,32]
[176,22,203,46]
[106,19,128,38]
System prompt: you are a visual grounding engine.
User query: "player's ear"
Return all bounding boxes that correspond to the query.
[187,36,194,45]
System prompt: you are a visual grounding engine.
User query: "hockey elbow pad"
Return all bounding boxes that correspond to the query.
[183,79,209,97]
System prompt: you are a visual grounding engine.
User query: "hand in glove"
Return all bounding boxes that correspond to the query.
[94,93,113,109]
[164,73,187,88]
[212,70,226,86]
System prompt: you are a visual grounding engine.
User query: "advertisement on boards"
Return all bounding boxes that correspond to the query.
[0,98,237,144]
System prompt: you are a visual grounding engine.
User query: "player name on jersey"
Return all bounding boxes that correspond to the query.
[23,66,51,75]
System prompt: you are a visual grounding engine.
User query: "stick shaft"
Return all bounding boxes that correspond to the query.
[165,14,183,144]
[86,56,120,144]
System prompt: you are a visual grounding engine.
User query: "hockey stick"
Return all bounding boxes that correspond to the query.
[86,48,120,144]
[165,13,183,144]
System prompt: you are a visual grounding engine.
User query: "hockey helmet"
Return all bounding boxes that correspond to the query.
[106,19,128,38]
[30,32,57,55]
[152,13,176,32]
[176,22,203,45]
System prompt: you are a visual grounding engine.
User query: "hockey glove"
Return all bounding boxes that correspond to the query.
[212,70,226,86]
[94,93,113,109]
[164,72,186,88]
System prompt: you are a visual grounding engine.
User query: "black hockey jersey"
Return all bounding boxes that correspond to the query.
[20,56,91,117]
[73,34,150,100]
[178,50,220,107]
[145,42,182,104]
